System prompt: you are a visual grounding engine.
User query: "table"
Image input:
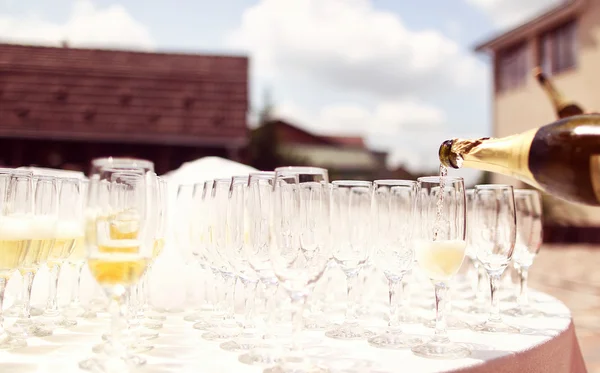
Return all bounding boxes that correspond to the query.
[0,287,586,373]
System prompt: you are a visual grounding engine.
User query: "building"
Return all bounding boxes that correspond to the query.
[0,43,248,175]
[269,119,391,180]
[474,0,600,239]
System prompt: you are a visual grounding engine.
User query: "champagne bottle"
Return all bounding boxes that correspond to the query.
[439,114,600,206]
[534,67,584,118]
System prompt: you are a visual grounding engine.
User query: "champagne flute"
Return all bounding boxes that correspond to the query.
[504,189,544,317]
[471,184,519,334]
[411,176,470,359]
[0,170,33,349]
[40,177,84,329]
[80,170,155,371]
[368,180,425,349]
[266,166,331,373]
[325,180,374,340]
[65,179,94,319]
[86,157,155,313]
[239,171,282,366]
[12,175,56,338]
[461,189,488,314]
[201,178,242,341]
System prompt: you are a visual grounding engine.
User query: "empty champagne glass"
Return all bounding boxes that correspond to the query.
[266,167,331,373]
[461,189,488,314]
[368,180,425,349]
[239,171,282,366]
[325,180,374,340]
[471,184,519,334]
[411,176,470,359]
[504,189,544,317]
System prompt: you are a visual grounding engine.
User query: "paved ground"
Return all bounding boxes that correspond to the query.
[530,245,600,372]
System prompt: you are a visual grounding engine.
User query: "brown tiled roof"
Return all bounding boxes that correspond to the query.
[321,135,366,148]
[474,0,584,53]
[0,43,249,146]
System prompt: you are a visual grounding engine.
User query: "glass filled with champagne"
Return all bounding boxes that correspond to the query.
[412,176,470,360]
[79,168,156,372]
[0,170,34,349]
[40,178,85,330]
[12,175,57,338]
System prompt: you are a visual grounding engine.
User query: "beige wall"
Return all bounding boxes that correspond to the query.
[491,1,600,222]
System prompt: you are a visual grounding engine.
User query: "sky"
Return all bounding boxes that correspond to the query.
[0,0,562,182]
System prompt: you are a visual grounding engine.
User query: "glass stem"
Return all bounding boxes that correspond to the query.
[290,293,307,353]
[45,264,61,317]
[488,274,502,323]
[70,263,84,308]
[400,271,411,310]
[141,264,152,313]
[221,274,236,322]
[517,267,530,307]
[433,282,449,343]
[0,277,6,335]
[262,282,278,339]
[108,291,129,359]
[19,271,35,322]
[388,278,403,330]
[242,280,257,330]
[212,269,223,312]
[475,264,487,304]
[344,272,360,323]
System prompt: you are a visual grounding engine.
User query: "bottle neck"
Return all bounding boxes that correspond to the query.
[455,129,540,186]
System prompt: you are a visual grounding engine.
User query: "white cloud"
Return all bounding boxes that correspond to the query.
[229,0,483,99]
[467,0,562,28]
[274,99,445,137]
[0,0,153,49]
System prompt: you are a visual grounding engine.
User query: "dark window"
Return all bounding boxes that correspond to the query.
[539,20,577,76]
[497,42,529,92]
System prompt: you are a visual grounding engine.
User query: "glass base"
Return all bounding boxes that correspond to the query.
[411,339,470,359]
[504,305,545,318]
[55,317,77,328]
[220,339,257,352]
[12,320,53,338]
[368,330,425,349]
[184,311,209,322]
[263,356,328,373]
[425,315,469,330]
[201,328,240,341]
[79,355,146,372]
[325,322,375,340]
[397,312,427,325]
[143,318,163,330]
[460,302,488,315]
[93,340,154,355]
[0,333,27,350]
[239,346,280,366]
[192,319,218,331]
[472,319,521,334]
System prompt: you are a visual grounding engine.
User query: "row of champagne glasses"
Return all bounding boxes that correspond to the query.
[171,167,545,369]
[0,168,87,349]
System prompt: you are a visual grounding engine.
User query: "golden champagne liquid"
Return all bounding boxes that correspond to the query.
[0,240,28,278]
[66,236,86,264]
[46,221,83,267]
[17,216,55,274]
[109,217,139,240]
[19,239,53,275]
[439,114,600,206]
[88,255,148,287]
[152,238,165,259]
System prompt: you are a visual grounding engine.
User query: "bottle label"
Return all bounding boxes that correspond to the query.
[590,155,600,202]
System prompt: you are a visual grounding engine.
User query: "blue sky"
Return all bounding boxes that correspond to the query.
[0,0,561,181]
